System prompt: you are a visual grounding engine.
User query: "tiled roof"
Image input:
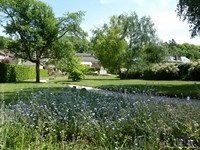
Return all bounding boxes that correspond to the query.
[76,53,99,63]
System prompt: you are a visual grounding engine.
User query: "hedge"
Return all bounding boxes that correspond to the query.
[119,70,143,79]
[0,63,48,83]
[143,63,180,80]
[121,62,200,81]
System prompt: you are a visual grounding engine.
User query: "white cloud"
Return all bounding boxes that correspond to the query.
[150,5,200,44]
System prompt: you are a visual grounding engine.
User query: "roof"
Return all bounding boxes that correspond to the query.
[76,53,99,63]
[166,56,191,63]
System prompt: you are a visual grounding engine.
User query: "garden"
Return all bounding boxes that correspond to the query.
[1,75,200,149]
[0,0,200,149]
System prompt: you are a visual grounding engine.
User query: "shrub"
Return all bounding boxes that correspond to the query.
[178,63,192,80]
[188,62,200,81]
[0,63,16,82]
[119,70,143,79]
[87,66,100,75]
[143,63,180,80]
[0,63,48,83]
[178,62,200,81]
[68,68,85,81]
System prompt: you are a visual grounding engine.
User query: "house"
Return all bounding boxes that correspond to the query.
[0,50,45,68]
[166,56,191,63]
[76,53,100,67]
[0,51,5,60]
[0,50,16,63]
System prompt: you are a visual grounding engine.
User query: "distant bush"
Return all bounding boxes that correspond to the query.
[86,66,100,75]
[0,63,48,83]
[188,62,200,81]
[118,62,200,81]
[143,63,180,80]
[178,63,192,80]
[177,62,200,81]
[68,68,84,81]
[68,65,87,82]
[119,70,143,79]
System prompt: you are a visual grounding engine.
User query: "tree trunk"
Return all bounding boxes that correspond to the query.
[36,61,40,83]
[125,68,130,79]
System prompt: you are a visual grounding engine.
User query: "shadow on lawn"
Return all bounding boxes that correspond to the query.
[99,83,200,100]
[0,87,63,104]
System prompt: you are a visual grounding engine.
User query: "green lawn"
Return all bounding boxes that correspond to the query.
[0,80,64,103]
[70,75,200,99]
[1,75,200,104]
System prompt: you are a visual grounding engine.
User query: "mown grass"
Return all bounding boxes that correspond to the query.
[1,75,200,104]
[70,75,200,99]
[0,81,63,104]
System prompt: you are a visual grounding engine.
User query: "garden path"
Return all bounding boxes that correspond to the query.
[67,84,193,102]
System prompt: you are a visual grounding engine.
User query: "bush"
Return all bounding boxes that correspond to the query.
[188,62,200,81]
[143,63,180,80]
[68,66,85,82]
[178,63,192,80]
[117,62,200,81]
[86,66,100,75]
[0,63,48,83]
[119,70,143,79]
[0,63,16,82]
[178,62,200,81]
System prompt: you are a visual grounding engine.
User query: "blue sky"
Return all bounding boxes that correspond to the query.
[1,0,200,44]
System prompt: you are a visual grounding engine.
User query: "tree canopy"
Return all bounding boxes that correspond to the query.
[177,0,200,37]
[91,16,127,73]
[0,36,10,49]
[0,0,85,82]
[92,12,158,75]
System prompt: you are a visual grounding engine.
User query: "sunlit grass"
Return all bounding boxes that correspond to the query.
[70,75,200,99]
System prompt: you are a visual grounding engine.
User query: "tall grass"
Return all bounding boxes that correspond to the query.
[1,88,200,149]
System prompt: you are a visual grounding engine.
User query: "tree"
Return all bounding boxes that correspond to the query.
[144,43,168,63]
[91,16,128,73]
[118,12,157,73]
[68,36,92,53]
[0,36,10,49]
[167,39,180,57]
[177,0,200,37]
[0,0,84,82]
[91,12,158,76]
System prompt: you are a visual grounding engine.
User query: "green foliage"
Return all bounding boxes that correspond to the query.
[164,39,200,61]
[143,63,180,80]
[68,36,92,53]
[87,66,100,75]
[0,0,85,82]
[0,63,48,83]
[144,43,168,63]
[121,12,157,70]
[177,0,200,37]
[188,62,200,81]
[68,68,84,81]
[91,12,158,73]
[0,63,16,82]
[119,62,200,81]
[68,65,87,81]
[92,16,128,73]
[178,63,192,80]
[119,70,144,79]
[0,36,11,49]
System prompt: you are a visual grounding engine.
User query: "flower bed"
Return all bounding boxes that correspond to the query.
[1,88,200,149]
